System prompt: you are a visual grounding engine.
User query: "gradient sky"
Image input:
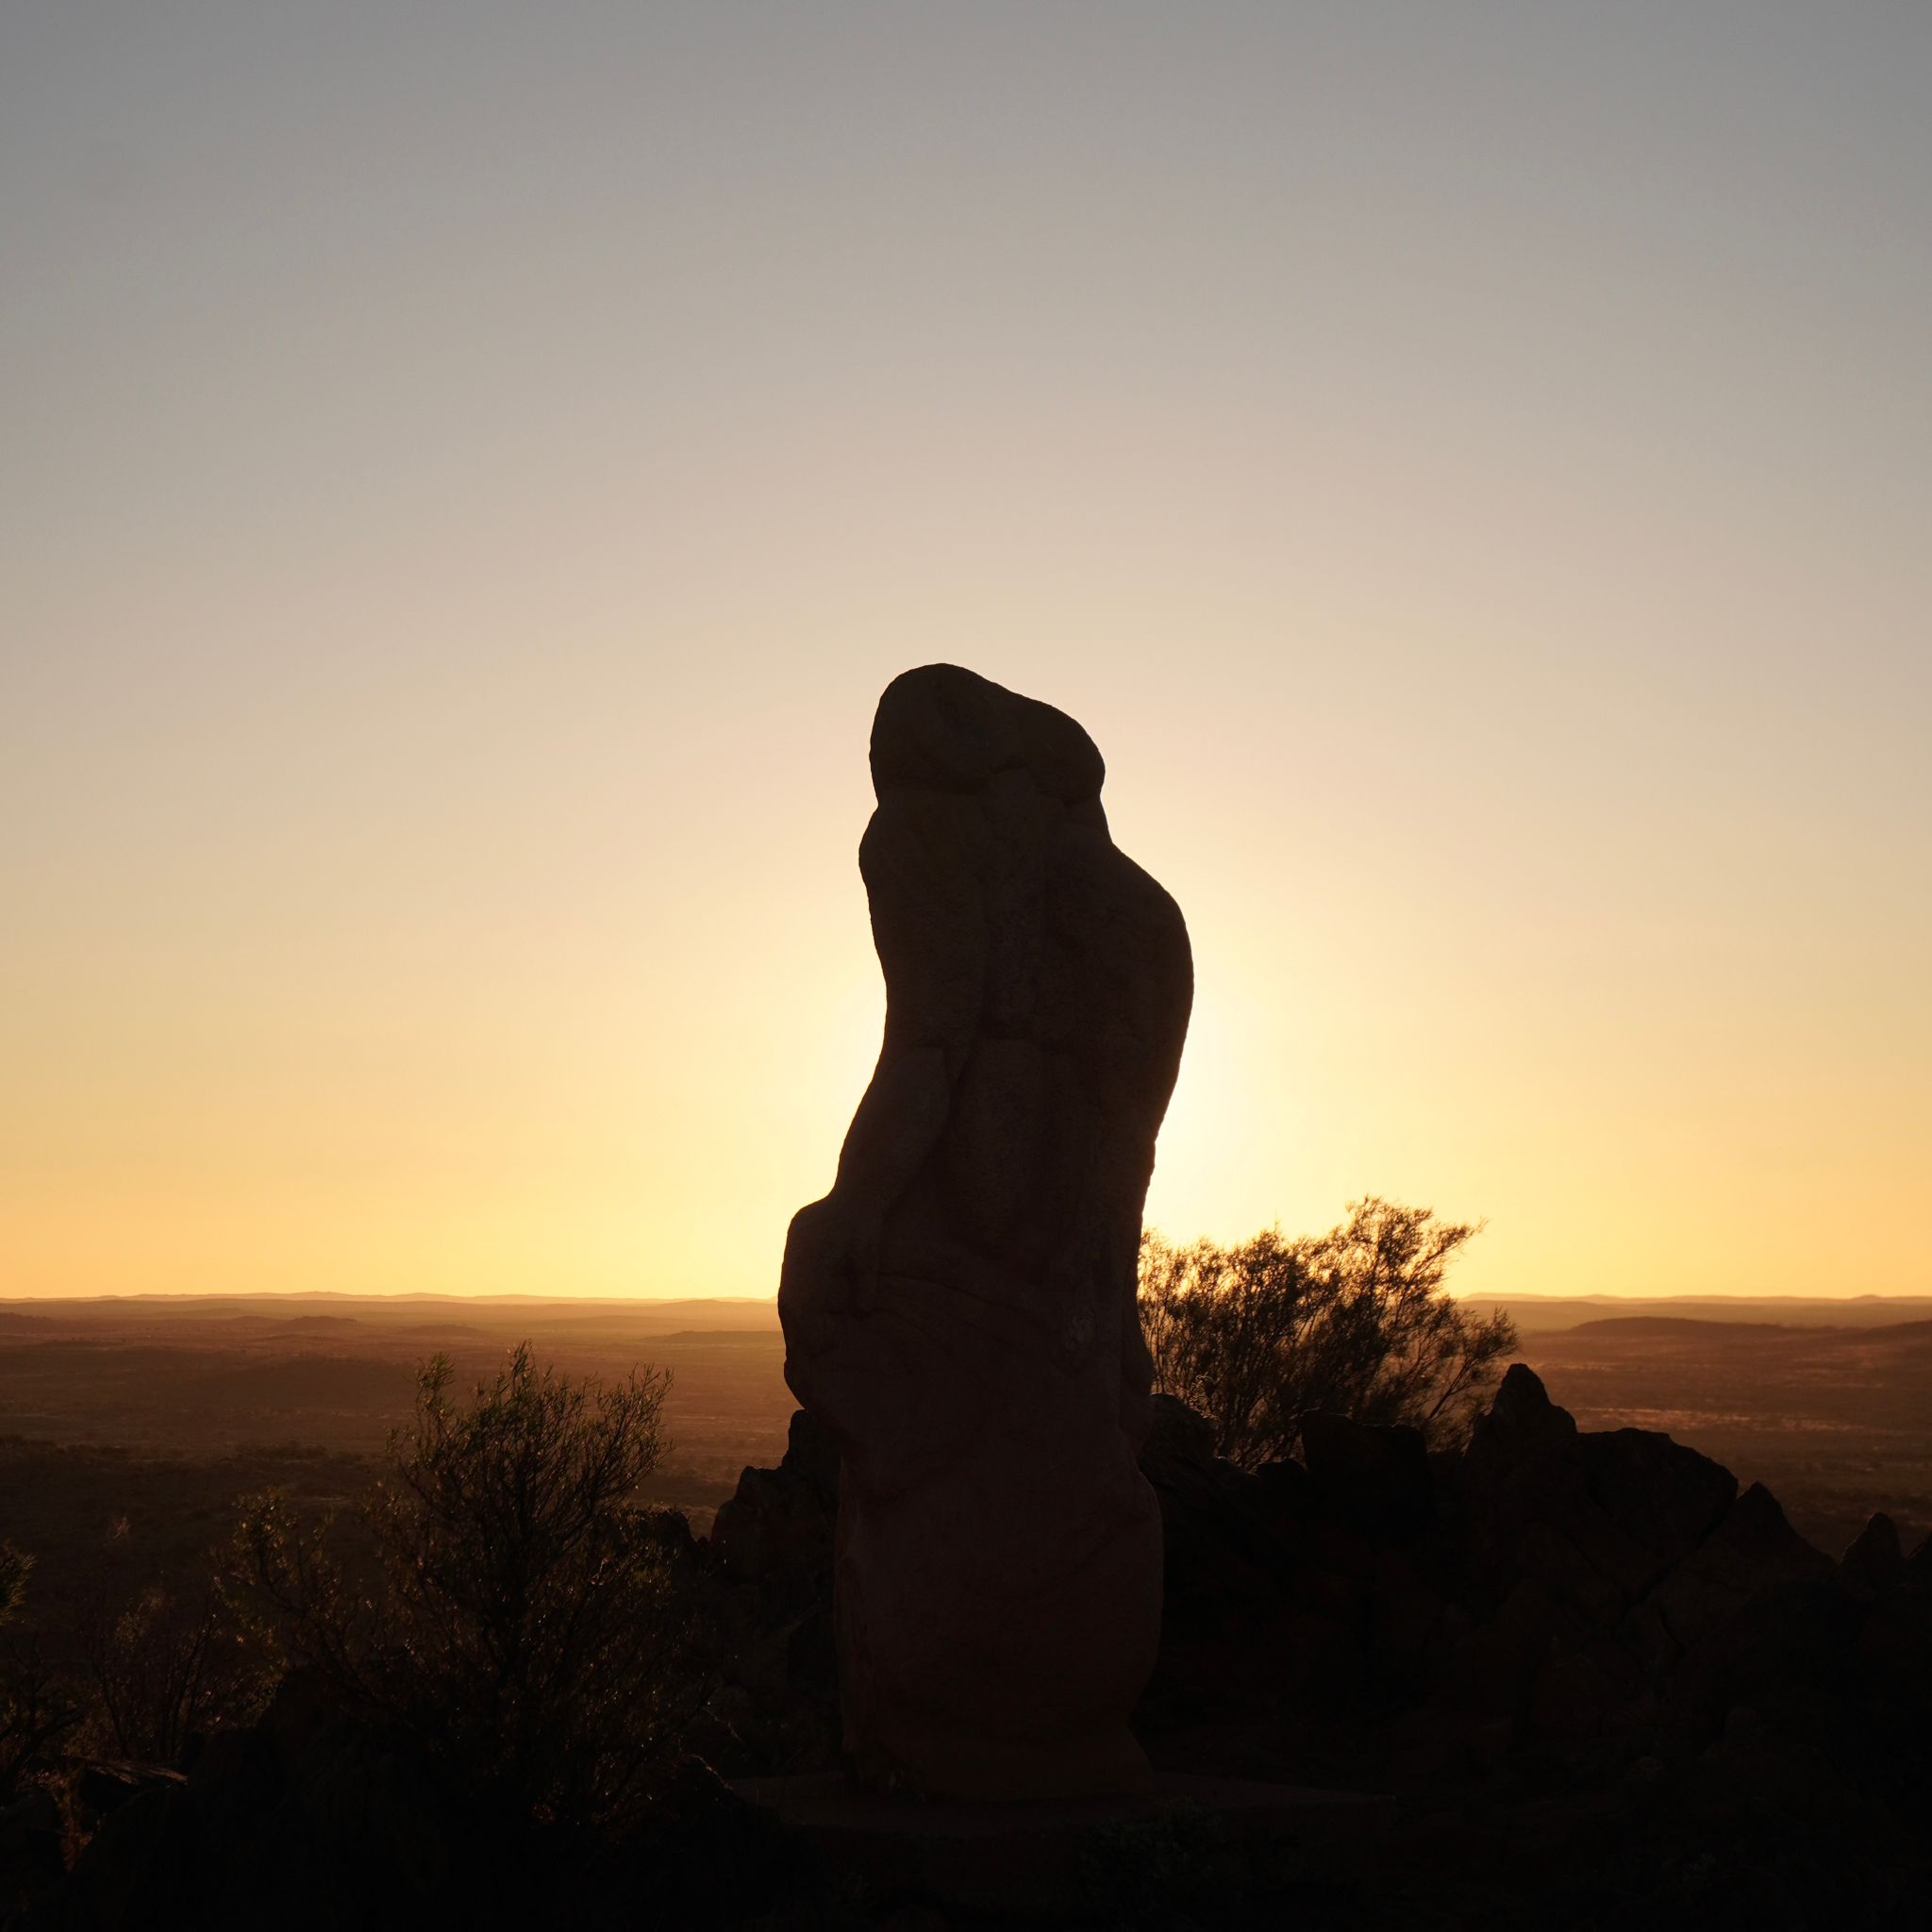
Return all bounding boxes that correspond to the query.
[4,4,1927,1303]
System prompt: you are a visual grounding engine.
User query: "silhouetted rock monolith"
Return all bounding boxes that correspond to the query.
[778,664,1192,1798]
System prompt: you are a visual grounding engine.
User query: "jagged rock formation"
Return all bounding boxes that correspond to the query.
[25,1674,802,1932]
[705,1368,1931,1920]
[1135,1363,1850,1780]
[777,664,1192,1798]
[24,1373,1932,1926]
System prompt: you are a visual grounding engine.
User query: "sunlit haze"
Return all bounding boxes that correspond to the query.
[4,4,1927,1303]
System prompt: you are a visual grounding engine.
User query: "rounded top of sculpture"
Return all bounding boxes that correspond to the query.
[870,664,1106,803]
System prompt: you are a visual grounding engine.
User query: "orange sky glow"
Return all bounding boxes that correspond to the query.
[3,6,1927,1303]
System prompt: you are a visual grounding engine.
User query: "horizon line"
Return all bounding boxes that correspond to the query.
[5,1289,1931,1307]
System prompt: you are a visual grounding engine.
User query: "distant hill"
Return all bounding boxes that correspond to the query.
[0,1297,796,1506]
[1514,1312,1932,1552]
[0,1293,784,1335]
[1558,1316,1804,1339]
[14,1291,1932,1335]
[1465,1293,1932,1330]
[3,1289,1927,1560]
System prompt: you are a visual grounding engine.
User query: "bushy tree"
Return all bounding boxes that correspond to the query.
[0,1546,26,1628]
[1140,1197,1517,1468]
[233,1345,683,1828]
[77,1575,260,1763]
[0,1542,75,1796]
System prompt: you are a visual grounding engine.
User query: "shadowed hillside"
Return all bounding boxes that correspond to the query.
[4,1294,1928,1553]
[1509,1313,1932,1553]
[0,1297,792,1532]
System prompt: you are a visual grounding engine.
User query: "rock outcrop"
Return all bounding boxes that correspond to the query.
[777,664,1192,1799]
[705,1367,1931,1917]
[32,1674,801,1932]
[28,1372,1932,1926]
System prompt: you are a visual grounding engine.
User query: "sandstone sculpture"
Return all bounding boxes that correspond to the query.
[778,664,1192,1799]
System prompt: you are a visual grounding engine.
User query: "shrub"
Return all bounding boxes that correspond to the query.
[0,1545,26,1628]
[76,1575,261,1763]
[1140,1196,1517,1467]
[0,1542,75,1796]
[233,1344,683,1828]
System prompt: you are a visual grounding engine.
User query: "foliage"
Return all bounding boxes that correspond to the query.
[0,1545,26,1629]
[0,1542,77,1796]
[233,1344,684,1829]
[76,1575,262,1762]
[1140,1196,1518,1468]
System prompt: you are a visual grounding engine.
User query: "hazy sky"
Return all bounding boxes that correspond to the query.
[4,4,1927,1303]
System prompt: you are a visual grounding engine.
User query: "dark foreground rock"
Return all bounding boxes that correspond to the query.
[1132,1367,1932,1927]
[17,1369,1930,1927]
[19,1676,805,1932]
[733,1769,1387,1924]
[703,1365,1932,1926]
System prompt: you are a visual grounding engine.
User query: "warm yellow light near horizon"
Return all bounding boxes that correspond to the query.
[5,709,1925,1311]
[3,8,1928,1304]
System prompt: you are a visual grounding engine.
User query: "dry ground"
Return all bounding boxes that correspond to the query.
[2,1292,1926,1610]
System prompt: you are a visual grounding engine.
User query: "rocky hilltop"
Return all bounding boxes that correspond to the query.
[18,1368,1928,1927]
[706,1363,1931,1924]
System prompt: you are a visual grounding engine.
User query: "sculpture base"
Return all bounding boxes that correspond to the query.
[732,1771,1388,1922]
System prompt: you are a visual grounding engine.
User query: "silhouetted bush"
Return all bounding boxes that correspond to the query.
[76,1574,262,1762]
[0,1542,76,1796]
[1140,1196,1517,1467]
[0,1546,26,1629]
[232,1344,685,1829]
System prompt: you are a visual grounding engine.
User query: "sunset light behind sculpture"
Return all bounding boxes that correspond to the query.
[2,6,1926,1305]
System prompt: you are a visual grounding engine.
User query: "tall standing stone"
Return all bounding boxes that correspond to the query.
[779,664,1192,1798]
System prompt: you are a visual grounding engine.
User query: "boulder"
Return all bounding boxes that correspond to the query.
[0,1783,65,1921]
[72,1759,187,1832]
[1576,1427,1736,1582]
[1908,1527,1932,1583]
[1838,1510,1904,1595]
[1300,1413,1434,1544]
[1467,1362,1579,1469]
[1634,1481,1831,1662]
[1142,1391,1216,1463]
[711,1410,838,1585]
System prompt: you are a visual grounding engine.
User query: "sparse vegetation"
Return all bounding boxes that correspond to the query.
[0,1291,1925,1925]
[0,1544,26,1627]
[233,1344,686,1829]
[76,1574,260,1762]
[0,1542,75,1797]
[1139,1197,1518,1467]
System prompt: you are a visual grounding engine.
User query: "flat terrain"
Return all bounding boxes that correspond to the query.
[0,1294,794,1539]
[1509,1311,1932,1554]
[2,1291,1926,1588]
